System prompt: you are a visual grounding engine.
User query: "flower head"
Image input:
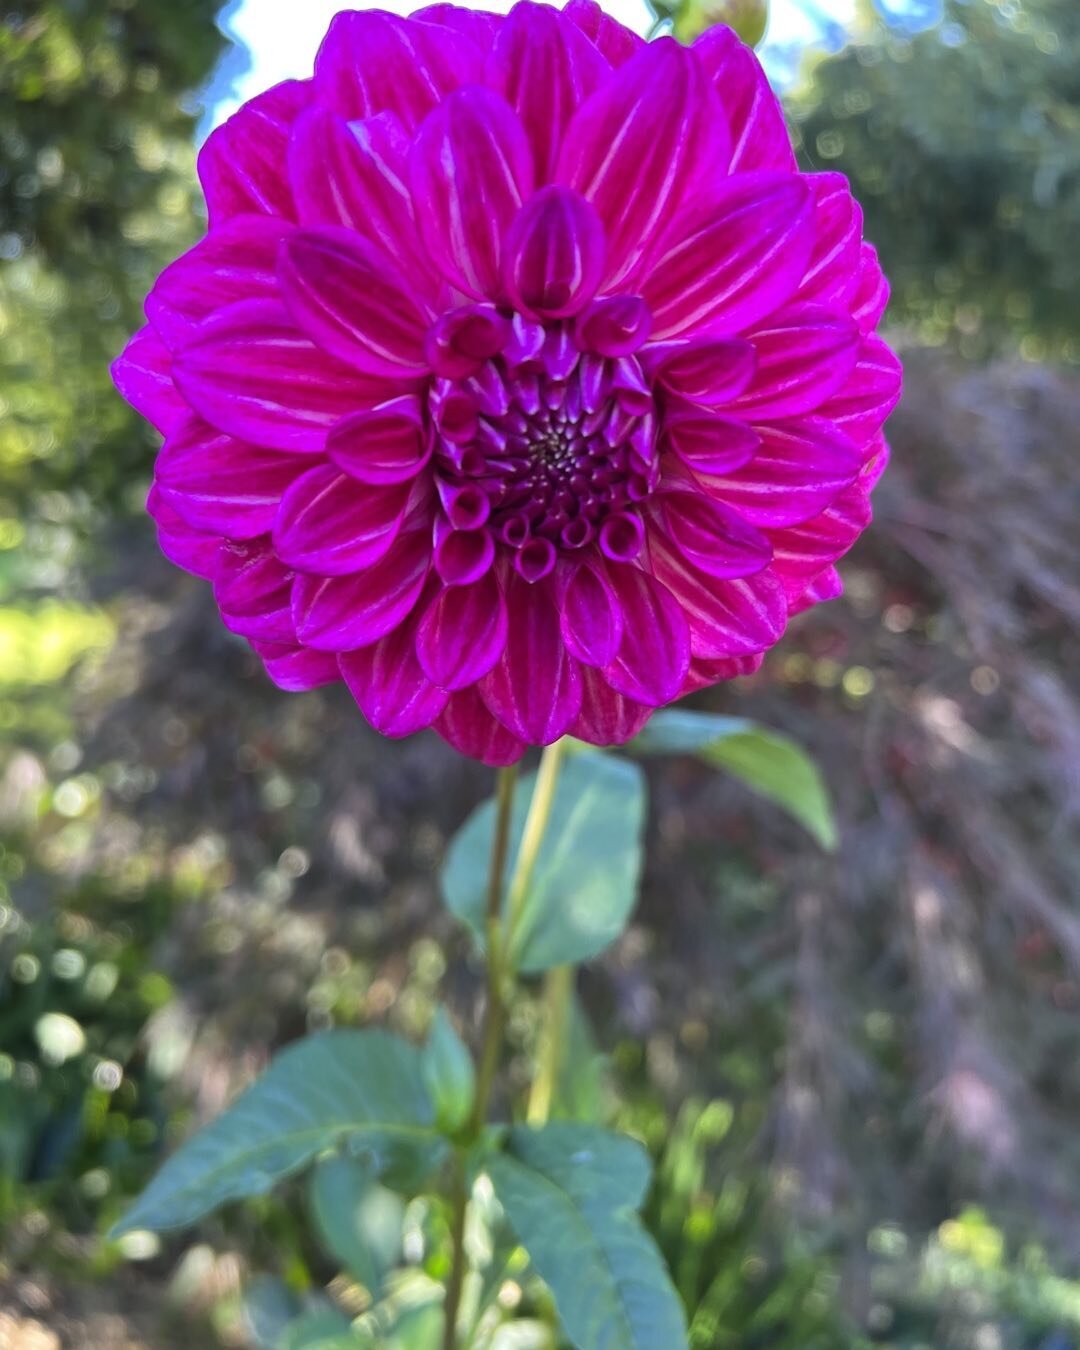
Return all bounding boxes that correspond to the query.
[114,0,900,764]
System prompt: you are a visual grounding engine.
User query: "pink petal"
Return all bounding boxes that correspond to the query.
[692,27,794,174]
[790,565,843,615]
[479,574,582,743]
[729,306,860,419]
[416,569,507,690]
[155,415,308,540]
[643,173,815,340]
[273,464,408,575]
[488,2,609,181]
[698,416,862,527]
[556,38,718,288]
[327,396,433,485]
[112,326,188,436]
[851,243,890,334]
[173,299,393,452]
[682,651,763,693]
[146,485,222,580]
[560,560,624,667]
[563,0,644,67]
[574,296,652,357]
[339,610,450,735]
[292,527,431,652]
[571,667,652,746]
[798,174,862,308]
[287,107,436,288]
[662,409,760,476]
[198,80,309,225]
[646,338,756,406]
[279,227,431,377]
[254,641,341,692]
[601,563,689,705]
[768,478,873,598]
[433,521,496,586]
[313,10,483,128]
[412,4,503,45]
[503,186,606,320]
[425,305,513,378]
[648,529,787,658]
[214,542,296,644]
[655,490,772,579]
[146,215,292,350]
[435,688,527,766]
[411,86,534,299]
[816,336,903,445]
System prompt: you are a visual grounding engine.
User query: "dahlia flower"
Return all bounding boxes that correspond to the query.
[113,0,900,765]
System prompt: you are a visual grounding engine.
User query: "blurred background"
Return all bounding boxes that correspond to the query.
[1,0,1079,1345]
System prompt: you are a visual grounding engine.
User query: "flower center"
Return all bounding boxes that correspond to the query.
[427,306,658,582]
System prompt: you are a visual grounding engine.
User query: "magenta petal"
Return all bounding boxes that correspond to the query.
[647,338,756,406]
[286,107,433,283]
[817,336,903,445]
[413,4,503,45]
[662,409,760,476]
[557,38,716,288]
[146,485,222,580]
[560,560,624,667]
[480,573,582,743]
[693,27,795,174]
[648,529,787,658]
[292,528,431,652]
[328,396,432,485]
[562,0,644,66]
[173,299,392,452]
[433,521,495,586]
[254,641,341,692]
[214,543,296,644]
[570,667,652,746]
[155,416,308,540]
[339,615,449,735]
[416,570,507,690]
[313,10,482,127]
[503,187,606,320]
[435,688,527,765]
[790,565,843,615]
[852,243,890,334]
[279,227,431,377]
[574,296,652,357]
[601,564,689,705]
[730,306,860,419]
[706,416,863,527]
[111,326,187,436]
[643,172,815,340]
[147,215,292,350]
[798,173,863,308]
[274,465,408,575]
[411,86,534,300]
[197,80,309,225]
[769,482,872,599]
[682,652,763,693]
[657,490,772,579]
[488,2,609,181]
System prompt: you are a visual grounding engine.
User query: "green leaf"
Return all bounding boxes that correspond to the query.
[486,1123,687,1350]
[553,996,609,1124]
[308,1154,404,1294]
[113,1029,446,1235]
[420,1008,475,1134]
[442,751,647,973]
[632,709,837,851]
[278,1307,359,1350]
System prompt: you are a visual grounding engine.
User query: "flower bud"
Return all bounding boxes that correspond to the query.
[672,0,769,47]
[421,1008,476,1135]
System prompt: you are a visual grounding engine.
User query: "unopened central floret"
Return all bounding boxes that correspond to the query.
[428,307,658,582]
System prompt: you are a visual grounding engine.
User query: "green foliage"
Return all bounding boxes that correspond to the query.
[486,1123,688,1350]
[307,1154,404,1296]
[632,709,837,850]
[420,1009,476,1136]
[789,0,1080,360]
[114,1030,448,1235]
[442,751,647,973]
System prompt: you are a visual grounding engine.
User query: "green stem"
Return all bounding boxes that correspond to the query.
[504,739,568,955]
[527,963,573,1125]
[443,764,518,1350]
